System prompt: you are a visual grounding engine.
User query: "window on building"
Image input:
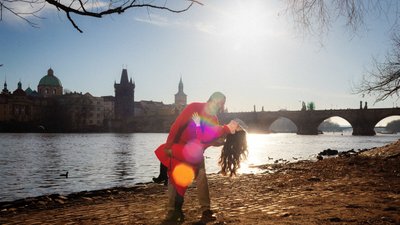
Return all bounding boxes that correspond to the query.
[15,106,20,115]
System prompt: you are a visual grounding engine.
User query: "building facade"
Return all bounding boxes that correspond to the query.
[0,68,188,132]
[55,92,105,131]
[0,81,47,131]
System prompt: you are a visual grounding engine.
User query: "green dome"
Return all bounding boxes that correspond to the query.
[38,68,62,87]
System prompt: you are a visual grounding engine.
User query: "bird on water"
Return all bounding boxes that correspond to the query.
[60,171,68,178]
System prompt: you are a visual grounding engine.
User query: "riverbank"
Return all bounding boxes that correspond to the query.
[1,141,400,224]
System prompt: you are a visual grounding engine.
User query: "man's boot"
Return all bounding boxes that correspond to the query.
[200,209,217,222]
[153,163,168,183]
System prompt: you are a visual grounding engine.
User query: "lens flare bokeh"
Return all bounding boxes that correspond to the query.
[182,140,203,164]
[172,163,195,187]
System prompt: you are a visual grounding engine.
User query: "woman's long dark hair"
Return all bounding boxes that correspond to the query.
[219,130,248,177]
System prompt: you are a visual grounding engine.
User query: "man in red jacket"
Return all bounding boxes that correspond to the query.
[158,92,237,223]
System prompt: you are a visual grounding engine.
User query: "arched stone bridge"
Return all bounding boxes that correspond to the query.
[220,108,400,136]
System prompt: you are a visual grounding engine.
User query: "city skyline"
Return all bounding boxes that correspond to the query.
[1,0,400,126]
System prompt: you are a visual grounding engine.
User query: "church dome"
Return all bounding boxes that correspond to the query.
[38,68,62,87]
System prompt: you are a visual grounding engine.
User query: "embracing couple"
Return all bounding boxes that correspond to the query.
[154,92,248,224]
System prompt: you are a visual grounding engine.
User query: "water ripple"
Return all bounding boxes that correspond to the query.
[1,132,399,202]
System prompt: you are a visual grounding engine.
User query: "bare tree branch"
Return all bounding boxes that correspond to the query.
[0,0,201,32]
[285,0,400,103]
[66,10,82,32]
[0,0,45,27]
[284,0,399,37]
[355,34,400,102]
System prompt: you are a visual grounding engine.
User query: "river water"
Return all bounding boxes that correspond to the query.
[0,132,399,202]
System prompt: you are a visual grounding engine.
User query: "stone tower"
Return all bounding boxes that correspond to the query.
[114,69,135,120]
[174,77,187,107]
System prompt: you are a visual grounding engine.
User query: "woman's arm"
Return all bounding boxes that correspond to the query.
[192,113,233,144]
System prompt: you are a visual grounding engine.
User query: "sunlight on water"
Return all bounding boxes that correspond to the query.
[204,133,400,175]
[247,133,272,164]
[1,132,399,202]
[238,134,272,174]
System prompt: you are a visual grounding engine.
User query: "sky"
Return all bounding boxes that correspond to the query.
[1,0,399,125]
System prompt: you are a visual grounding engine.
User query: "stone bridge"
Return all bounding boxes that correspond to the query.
[220,108,400,136]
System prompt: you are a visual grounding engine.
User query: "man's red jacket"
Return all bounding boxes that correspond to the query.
[155,102,230,196]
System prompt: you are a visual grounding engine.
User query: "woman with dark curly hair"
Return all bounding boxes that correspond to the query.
[219,128,248,177]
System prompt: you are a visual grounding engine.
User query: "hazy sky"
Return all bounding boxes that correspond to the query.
[1,0,399,125]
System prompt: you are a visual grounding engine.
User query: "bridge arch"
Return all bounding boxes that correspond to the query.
[349,110,400,135]
[220,108,400,136]
[318,116,350,133]
[375,115,400,133]
[376,115,400,126]
[269,117,297,133]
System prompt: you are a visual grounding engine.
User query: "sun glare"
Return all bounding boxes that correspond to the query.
[220,1,272,50]
[238,133,269,174]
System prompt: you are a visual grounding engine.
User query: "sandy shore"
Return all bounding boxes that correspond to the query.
[1,141,400,225]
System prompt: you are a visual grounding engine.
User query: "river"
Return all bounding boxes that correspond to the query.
[0,132,399,202]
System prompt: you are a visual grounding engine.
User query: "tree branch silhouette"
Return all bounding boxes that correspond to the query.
[0,0,201,32]
[356,34,400,102]
[285,0,400,102]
